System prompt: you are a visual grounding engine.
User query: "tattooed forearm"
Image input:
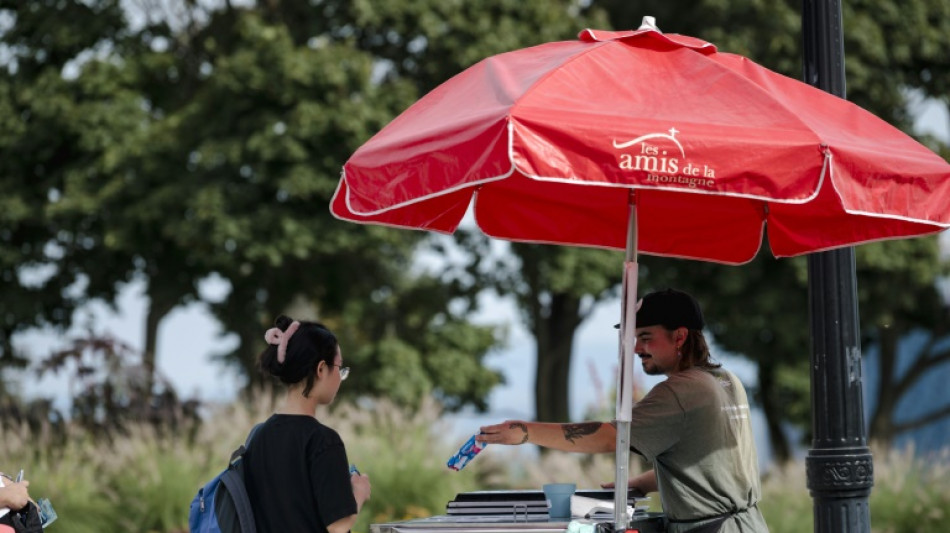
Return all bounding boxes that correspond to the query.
[508,422,529,444]
[563,422,603,444]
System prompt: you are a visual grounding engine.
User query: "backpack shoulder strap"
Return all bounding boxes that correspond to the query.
[221,422,264,533]
[220,467,257,533]
[230,423,263,465]
[245,423,263,448]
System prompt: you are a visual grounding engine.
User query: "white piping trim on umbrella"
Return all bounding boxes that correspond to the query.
[329,171,458,233]
[342,121,831,218]
[338,123,518,217]
[328,203,458,235]
[340,165,515,218]
[838,208,950,227]
[339,124,948,230]
[771,228,948,258]
[823,150,950,228]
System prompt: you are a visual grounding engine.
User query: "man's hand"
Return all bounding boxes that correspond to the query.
[601,469,656,496]
[479,420,616,453]
[599,480,646,498]
[477,421,530,445]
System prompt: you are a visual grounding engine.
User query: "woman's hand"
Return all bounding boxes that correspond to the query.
[351,472,371,509]
[328,475,370,533]
[0,480,31,510]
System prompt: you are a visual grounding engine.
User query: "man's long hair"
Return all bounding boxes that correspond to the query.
[677,329,721,372]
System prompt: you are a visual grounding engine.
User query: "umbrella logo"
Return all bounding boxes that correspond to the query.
[613,128,717,189]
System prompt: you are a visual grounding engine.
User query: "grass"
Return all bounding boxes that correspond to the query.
[3,396,948,533]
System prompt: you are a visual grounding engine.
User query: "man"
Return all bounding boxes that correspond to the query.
[478,288,769,533]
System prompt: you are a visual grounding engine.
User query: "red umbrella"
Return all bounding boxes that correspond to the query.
[333,27,949,263]
[330,21,950,526]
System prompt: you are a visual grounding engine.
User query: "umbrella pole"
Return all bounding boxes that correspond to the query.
[613,195,638,530]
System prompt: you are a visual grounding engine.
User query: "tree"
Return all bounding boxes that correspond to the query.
[0,0,504,413]
[249,0,615,422]
[142,6,505,408]
[0,0,137,391]
[489,240,623,423]
[857,239,950,447]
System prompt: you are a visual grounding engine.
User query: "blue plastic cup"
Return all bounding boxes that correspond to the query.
[543,482,576,520]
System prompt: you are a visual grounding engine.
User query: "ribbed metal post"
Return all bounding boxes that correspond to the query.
[802,2,874,532]
[806,252,873,532]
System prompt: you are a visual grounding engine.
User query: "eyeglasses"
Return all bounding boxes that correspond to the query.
[330,364,350,381]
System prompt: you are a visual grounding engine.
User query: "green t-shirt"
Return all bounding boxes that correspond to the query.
[629,367,769,532]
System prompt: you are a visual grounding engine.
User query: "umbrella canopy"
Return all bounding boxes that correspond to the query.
[332,27,950,264]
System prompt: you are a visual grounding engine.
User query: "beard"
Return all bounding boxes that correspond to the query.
[640,358,662,375]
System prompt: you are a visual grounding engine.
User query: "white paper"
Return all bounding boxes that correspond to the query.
[569,495,635,519]
[0,475,9,518]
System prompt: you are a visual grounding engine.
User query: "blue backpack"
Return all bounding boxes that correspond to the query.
[189,425,262,533]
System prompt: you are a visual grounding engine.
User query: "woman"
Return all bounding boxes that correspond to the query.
[0,475,31,513]
[1,472,40,533]
[245,315,371,533]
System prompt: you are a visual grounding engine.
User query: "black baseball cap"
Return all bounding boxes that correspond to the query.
[637,288,705,329]
[614,288,705,330]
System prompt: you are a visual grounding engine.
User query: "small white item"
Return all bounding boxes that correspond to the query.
[569,494,636,519]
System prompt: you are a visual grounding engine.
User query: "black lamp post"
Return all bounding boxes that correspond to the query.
[802,1,874,532]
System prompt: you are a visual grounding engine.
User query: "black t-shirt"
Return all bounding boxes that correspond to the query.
[245,414,358,533]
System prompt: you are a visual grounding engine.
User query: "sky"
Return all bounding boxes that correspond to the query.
[12,96,949,468]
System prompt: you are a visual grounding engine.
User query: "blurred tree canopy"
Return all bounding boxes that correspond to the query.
[0,0,505,413]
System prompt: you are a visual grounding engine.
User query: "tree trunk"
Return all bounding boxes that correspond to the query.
[143,287,177,396]
[757,359,792,464]
[534,292,582,423]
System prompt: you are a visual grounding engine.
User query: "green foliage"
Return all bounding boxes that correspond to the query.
[0,395,491,533]
[758,464,815,533]
[868,447,950,533]
[1,0,505,413]
[306,0,610,94]
[3,0,949,465]
[5,397,950,533]
[0,0,139,378]
[759,446,950,533]
[108,436,205,532]
[332,400,488,531]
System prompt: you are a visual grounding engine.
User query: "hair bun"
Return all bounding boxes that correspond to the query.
[275,314,294,330]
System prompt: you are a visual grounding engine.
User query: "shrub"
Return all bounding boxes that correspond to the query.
[4,395,950,533]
